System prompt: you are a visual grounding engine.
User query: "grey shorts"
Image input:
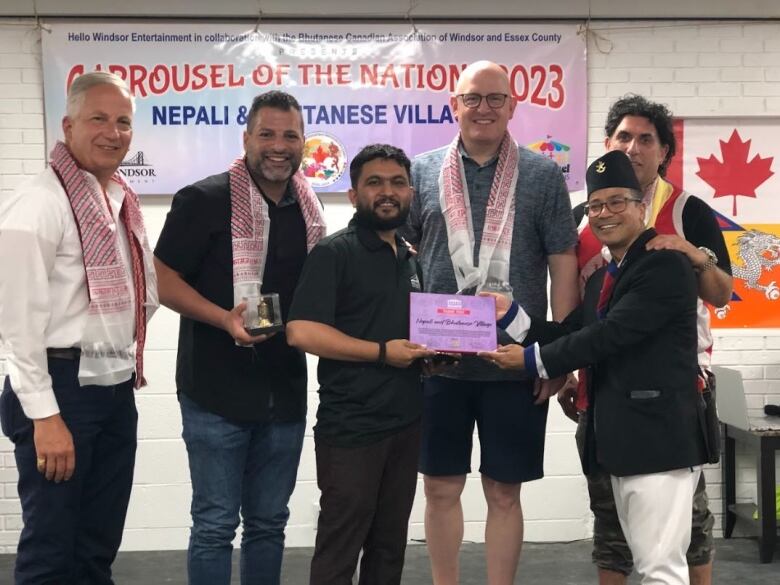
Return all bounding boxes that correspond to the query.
[575,415,714,575]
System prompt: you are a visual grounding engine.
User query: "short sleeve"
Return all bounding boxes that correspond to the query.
[288,243,341,327]
[154,184,220,277]
[539,164,578,255]
[681,196,732,275]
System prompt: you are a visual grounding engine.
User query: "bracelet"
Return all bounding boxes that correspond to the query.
[696,246,718,274]
[377,340,387,367]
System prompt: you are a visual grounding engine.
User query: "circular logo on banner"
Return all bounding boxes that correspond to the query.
[301,133,347,188]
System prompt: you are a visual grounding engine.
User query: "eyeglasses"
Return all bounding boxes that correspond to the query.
[455,93,510,109]
[584,196,643,217]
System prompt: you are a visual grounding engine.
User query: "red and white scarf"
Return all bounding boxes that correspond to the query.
[228,158,326,305]
[49,141,152,388]
[439,132,519,292]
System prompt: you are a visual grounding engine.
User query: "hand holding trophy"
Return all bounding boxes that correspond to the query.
[478,277,514,321]
[243,291,285,336]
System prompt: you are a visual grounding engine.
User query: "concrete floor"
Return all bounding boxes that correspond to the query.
[1,538,777,584]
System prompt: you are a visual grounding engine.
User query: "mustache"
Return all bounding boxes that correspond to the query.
[374,197,399,208]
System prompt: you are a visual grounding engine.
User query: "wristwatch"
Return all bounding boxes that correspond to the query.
[696,246,718,274]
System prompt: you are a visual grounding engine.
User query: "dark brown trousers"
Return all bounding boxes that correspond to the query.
[309,421,421,585]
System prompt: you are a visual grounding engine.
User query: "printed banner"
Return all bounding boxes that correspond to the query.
[667,119,780,328]
[41,22,587,194]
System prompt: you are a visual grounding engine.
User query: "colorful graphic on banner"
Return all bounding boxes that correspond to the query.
[41,22,587,194]
[667,118,780,328]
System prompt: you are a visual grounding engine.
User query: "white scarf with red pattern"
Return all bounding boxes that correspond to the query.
[439,132,519,292]
[228,158,326,306]
[49,140,153,388]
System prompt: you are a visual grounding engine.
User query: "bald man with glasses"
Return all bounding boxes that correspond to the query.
[400,60,579,585]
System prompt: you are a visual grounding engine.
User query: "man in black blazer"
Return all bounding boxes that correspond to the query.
[480,150,708,585]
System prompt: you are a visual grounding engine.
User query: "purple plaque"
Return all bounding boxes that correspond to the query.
[409,292,497,353]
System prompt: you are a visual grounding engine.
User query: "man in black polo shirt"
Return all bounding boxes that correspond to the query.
[154,91,325,585]
[288,144,435,585]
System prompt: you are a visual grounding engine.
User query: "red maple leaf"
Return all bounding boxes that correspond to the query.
[312,146,329,165]
[696,129,774,216]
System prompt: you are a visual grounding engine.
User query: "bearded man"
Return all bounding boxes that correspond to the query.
[154,91,326,585]
[288,144,435,585]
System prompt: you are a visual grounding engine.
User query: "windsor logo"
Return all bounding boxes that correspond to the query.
[118,151,158,185]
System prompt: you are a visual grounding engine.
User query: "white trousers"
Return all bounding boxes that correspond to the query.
[611,467,702,585]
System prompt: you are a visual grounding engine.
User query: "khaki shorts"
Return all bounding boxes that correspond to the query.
[575,415,714,575]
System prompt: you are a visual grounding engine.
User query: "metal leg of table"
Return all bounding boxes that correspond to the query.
[723,428,737,538]
[757,437,777,563]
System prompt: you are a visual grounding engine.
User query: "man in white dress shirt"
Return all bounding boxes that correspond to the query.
[0,71,157,584]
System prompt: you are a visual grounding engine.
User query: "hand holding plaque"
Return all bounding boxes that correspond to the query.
[477,343,526,370]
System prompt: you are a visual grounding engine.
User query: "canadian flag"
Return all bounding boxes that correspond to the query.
[668,119,780,328]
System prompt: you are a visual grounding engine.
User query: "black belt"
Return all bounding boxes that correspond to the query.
[46,347,81,360]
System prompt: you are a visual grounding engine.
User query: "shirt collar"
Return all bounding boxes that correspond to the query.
[349,214,409,256]
[458,140,499,168]
[616,227,658,268]
[248,170,297,208]
[641,175,659,204]
[260,182,297,208]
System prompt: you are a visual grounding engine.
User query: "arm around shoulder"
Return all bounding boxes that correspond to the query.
[684,195,733,307]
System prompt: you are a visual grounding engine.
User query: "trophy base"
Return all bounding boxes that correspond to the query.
[244,323,285,336]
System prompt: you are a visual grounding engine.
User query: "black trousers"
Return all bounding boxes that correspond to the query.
[310,421,421,585]
[0,358,137,585]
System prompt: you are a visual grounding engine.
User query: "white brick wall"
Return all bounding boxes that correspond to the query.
[1,17,780,553]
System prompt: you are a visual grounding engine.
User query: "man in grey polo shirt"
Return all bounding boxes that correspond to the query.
[401,60,578,584]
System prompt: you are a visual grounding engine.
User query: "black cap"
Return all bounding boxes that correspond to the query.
[586,150,641,197]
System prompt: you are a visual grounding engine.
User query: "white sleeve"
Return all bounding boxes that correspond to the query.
[534,344,550,380]
[504,308,531,343]
[497,301,532,343]
[0,192,61,419]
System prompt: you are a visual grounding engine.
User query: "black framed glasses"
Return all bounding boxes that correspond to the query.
[456,93,510,109]
[584,196,642,217]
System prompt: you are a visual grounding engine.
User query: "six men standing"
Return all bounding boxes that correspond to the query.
[0,60,734,585]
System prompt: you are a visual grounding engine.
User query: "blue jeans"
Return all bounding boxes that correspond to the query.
[179,393,304,585]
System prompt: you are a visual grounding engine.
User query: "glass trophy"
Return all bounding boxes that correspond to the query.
[479,278,514,300]
[243,292,284,335]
